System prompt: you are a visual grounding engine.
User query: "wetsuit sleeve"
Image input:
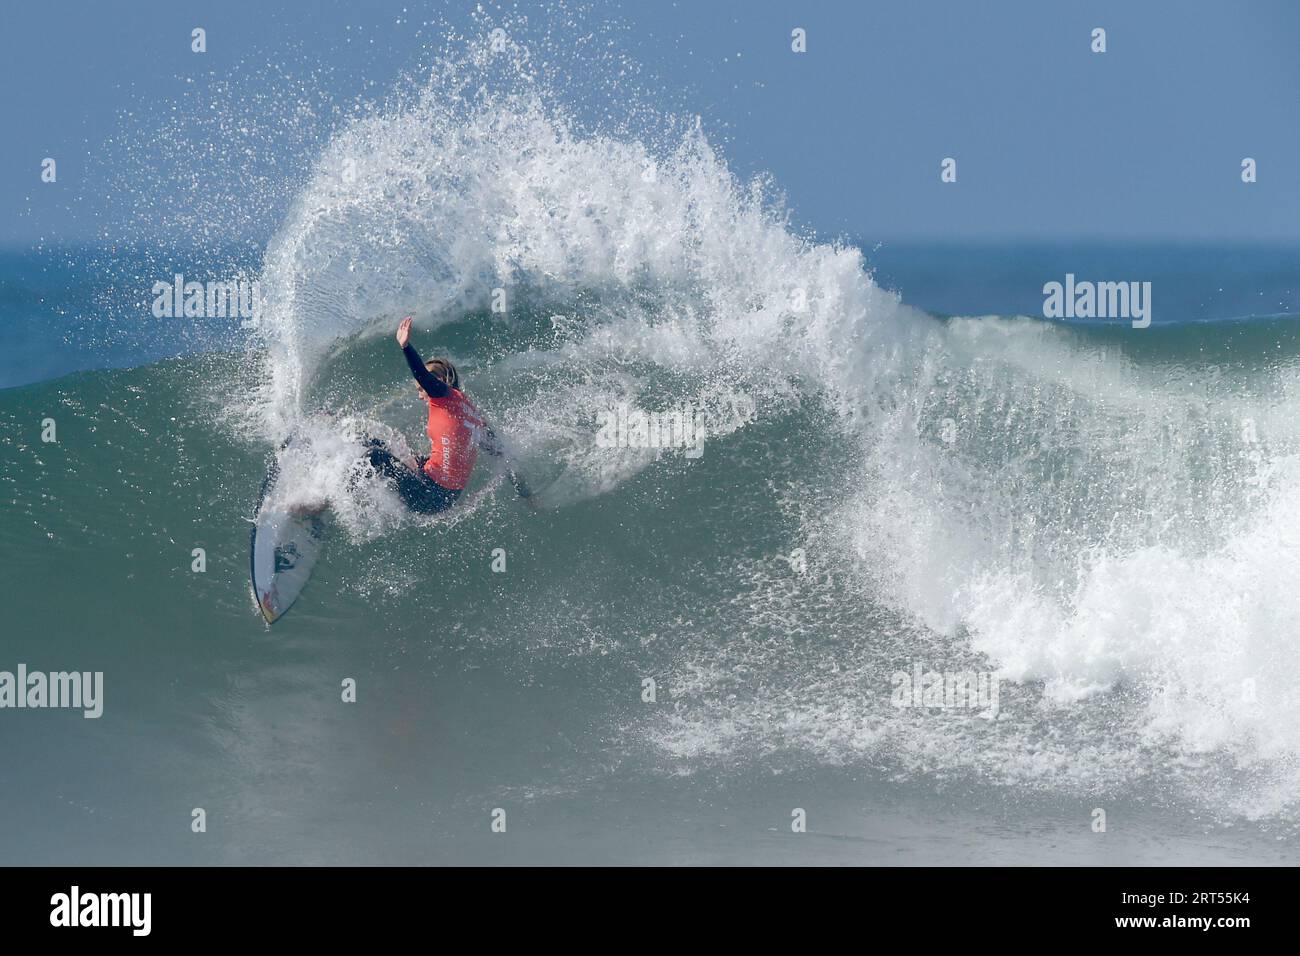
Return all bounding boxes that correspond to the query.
[402,343,449,398]
[506,466,532,498]
[479,426,505,457]
[480,426,532,497]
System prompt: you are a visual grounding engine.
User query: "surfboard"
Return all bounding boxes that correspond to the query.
[249,440,327,624]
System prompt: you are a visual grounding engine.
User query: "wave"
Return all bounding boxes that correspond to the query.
[244,28,1300,821]
[6,17,1299,826]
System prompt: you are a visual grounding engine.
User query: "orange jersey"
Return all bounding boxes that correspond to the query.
[423,387,485,489]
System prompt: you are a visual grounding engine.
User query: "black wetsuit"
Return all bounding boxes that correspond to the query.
[362,438,461,514]
[364,343,530,513]
[401,343,449,399]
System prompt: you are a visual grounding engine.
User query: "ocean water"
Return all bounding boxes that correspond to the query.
[3,32,1300,866]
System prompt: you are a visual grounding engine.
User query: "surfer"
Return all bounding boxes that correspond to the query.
[360,317,534,514]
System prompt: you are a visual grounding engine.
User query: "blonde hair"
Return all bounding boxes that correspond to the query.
[424,358,460,390]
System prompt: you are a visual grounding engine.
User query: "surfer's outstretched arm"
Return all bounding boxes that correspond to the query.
[396,317,449,397]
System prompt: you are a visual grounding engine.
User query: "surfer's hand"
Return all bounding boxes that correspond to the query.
[396,317,412,348]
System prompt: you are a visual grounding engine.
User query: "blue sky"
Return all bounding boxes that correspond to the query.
[2,0,1298,245]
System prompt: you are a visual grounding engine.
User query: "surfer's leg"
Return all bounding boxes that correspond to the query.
[398,473,462,514]
[355,438,418,508]
[360,441,459,514]
[362,438,409,481]
[407,459,461,512]
[425,481,461,513]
